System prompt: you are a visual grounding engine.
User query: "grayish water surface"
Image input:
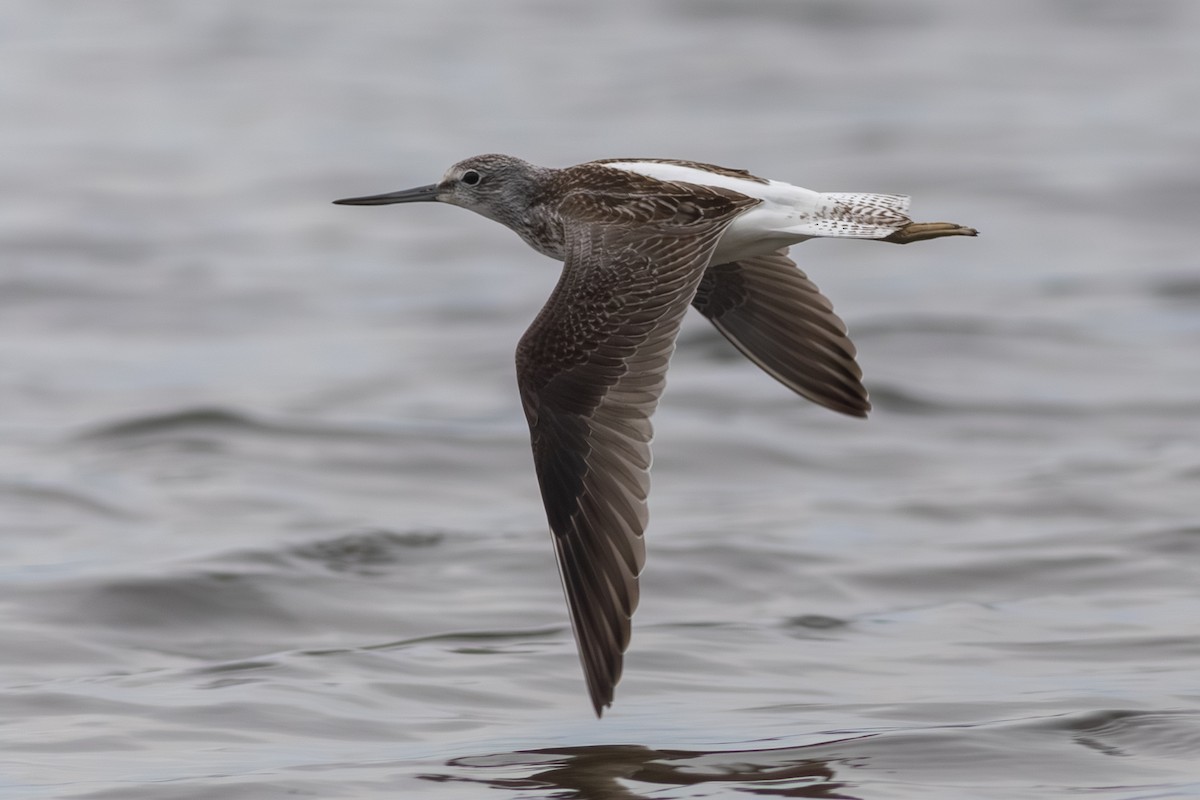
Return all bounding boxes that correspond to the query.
[3,2,1200,797]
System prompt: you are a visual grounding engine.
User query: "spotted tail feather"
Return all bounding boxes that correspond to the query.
[800,192,913,239]
[799,192,977,242]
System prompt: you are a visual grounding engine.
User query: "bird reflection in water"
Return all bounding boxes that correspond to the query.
[420,738,870,799]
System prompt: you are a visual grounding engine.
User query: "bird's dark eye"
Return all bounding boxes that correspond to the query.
[461,170,481,186]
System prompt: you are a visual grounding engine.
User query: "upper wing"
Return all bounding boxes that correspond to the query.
[692,249,871,417]
[516,187,755,715]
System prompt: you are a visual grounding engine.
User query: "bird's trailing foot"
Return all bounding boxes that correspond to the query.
[883,221,978,244]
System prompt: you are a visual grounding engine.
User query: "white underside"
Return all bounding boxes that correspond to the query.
[602,161,913,264]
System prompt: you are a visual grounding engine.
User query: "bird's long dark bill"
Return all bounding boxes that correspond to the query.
[332,184,438,205]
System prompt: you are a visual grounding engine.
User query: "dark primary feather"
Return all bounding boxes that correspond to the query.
[692,249,871,417]
[515,183,758,715]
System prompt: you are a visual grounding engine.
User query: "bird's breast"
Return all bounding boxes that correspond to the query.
[517,210,568,261]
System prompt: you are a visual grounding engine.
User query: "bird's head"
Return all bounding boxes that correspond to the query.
[333,154,546,227]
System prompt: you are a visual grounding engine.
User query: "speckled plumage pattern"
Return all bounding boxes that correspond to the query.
[333,154,977,715]
[514,184,757,712]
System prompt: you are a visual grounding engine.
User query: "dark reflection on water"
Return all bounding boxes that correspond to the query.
[427,742,851,799]
[422,709,1200,799]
